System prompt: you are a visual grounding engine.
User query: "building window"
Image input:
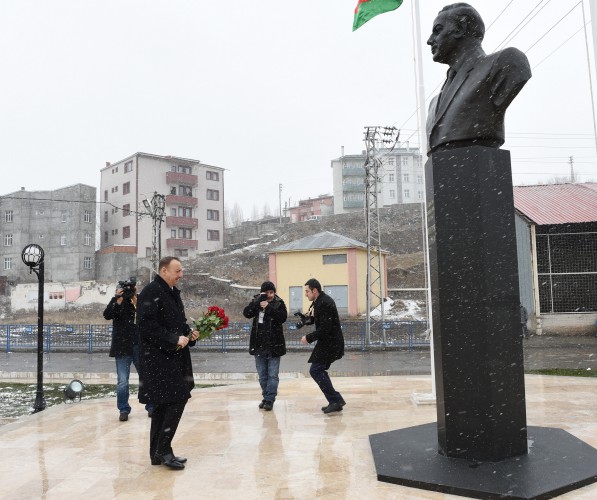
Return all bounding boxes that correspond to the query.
[4,234,12,246]
[418,191,424,200]
[171,208,177,216]
[206,171,219,181]
[4,210,13,223]
[403,173,410,183]
[4,257,11,270]
[401,157,409,167]
[404,189,410,198]
[323,254,347,265]
[104,211,108,222]
[123,182,130,195]
[388,158,395,166]
[178,228,192,239]
[84,210,92,223]
[83,257,92,269]
[175,249,189,257]
[60,234,67,246]
[123,204,130,216]
[388,174,395,182]
[104,231,108,243]
[111,228,118,235]
[84,233,92,246]
[146,247,152,257]
[60,210,67,222]
[417,175,423,184]
[178,207,192,217]
[123,226,130,239]
[177,165,192,174]
[207,209,219,221]
[206,189,219,201]
[104,190,108,201]
[178,185,192,197]
[124,161,133,173]
[389,190,395,199]
[171,229,177,238]
[207,230,220,241]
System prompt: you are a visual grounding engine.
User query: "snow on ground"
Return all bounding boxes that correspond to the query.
[370,298,426,322]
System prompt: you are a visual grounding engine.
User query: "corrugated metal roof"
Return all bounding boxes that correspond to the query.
[513,183,597,225]
[271,231,367,252]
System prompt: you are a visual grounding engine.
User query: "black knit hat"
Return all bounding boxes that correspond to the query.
[260,281,276,293]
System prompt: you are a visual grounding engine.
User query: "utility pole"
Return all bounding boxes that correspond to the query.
[569,156,576,183]
[363,125,400,346]
[143,192,166,280]
[279,183,283,224]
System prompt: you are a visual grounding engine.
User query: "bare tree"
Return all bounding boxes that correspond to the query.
[251,204,259,221]
[230,203,244,227]
[262,202,271,218]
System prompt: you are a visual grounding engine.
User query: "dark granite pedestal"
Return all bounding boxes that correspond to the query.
[369,147,597,498]
[370,423,597,499]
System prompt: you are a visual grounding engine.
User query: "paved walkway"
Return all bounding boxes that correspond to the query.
[1,335,595,383]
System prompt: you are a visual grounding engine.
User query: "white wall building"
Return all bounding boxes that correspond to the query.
[331,146,424,214]
[99,153,225,266]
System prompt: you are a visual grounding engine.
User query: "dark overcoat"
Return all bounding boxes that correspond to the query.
[243,294,287,357]
[137,275,195,405]
[305,291,344,364]
[103,296,138,358]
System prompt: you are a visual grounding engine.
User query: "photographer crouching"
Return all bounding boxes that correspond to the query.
[243,281,287,411]
[103,278,153,421]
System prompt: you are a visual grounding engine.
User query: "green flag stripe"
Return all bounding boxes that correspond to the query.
[353,0,403,31]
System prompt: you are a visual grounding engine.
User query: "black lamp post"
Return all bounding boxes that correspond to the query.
[21,243,46,413]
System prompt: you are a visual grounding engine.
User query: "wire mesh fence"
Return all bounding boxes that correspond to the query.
[0,321,429,353]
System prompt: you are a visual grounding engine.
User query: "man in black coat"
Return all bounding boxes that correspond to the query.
[103,281,152,421]
[300,278,345,414]
[137,256,199,470]
[243,281,287,411]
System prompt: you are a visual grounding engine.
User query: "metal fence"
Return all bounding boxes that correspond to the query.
[0,321,430,353]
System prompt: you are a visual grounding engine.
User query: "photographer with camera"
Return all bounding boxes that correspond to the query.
[300,278,346,414]
[103,278,152,422]
[243,281,287,411]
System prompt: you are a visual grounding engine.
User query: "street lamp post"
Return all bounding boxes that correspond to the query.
[21,243,46,413]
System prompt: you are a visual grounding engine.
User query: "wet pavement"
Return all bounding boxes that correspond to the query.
[1,334,595,383]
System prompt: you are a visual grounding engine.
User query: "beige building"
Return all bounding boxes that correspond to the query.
[269,231,388,317]
[99,153,224,277]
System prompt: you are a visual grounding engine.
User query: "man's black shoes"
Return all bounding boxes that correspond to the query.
[258,400,266,409]
[152,453,185,469]
[321,398,346,412]
[119,412,129,421]
[262,401,274,411]
[322,401,344,414]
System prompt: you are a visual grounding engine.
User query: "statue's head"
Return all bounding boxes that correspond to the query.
[428,3,485,64]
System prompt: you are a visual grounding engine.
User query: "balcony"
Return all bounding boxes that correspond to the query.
[343,200,365,209]
[342,184,365,192]
[165,216,198,229]
[166,171,198,186]
[165,194,198,207]
[166,238,198,250]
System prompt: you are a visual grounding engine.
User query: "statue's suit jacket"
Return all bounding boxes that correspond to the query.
[426,47,531,154]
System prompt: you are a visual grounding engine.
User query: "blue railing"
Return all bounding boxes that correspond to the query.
[0,321,429,353]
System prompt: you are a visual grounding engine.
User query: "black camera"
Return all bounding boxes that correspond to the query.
[117,277,137,300]
[294,311,314,330]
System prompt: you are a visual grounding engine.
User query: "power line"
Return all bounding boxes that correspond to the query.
[525,1,582,53]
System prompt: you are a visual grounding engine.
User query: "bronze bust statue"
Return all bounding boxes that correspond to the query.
[426,3,532,155]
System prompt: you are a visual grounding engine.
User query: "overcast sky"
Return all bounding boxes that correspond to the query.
[1,0,595,218]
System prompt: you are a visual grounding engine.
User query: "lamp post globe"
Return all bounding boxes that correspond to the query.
[21,243,44,268]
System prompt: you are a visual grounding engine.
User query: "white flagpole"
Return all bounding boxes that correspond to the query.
[410,0,436,405]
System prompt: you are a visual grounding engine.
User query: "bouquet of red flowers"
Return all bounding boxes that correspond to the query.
[190,306,229,341]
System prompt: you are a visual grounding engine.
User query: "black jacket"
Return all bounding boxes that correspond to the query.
[137,275,195,405]
[243,294,287,357]
[103,296,138,358]
[305,291,344,364]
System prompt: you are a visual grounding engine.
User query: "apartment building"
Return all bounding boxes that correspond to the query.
[288,194,334,223]
[99,153,224,268]
[0,184,97,284]
[331,146,424,214]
